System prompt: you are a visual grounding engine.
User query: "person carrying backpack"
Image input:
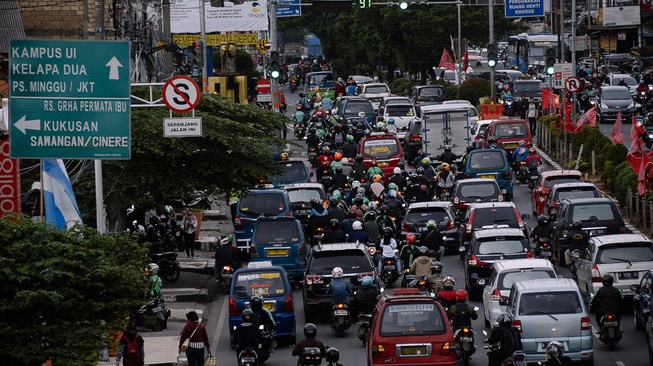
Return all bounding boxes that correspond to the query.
[485,313,523,366]
[446,289,478,328]
[116,324,145,366]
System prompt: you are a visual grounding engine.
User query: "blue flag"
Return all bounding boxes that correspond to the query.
[42,159,83,229]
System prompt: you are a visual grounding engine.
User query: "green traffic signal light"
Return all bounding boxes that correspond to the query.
[546,66,555,75]
[399,1,408,9]
[545,47,556,75]
[270,51,281,79]
[486,42,497,68]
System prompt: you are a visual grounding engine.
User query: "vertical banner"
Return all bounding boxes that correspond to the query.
[0,138,21,215]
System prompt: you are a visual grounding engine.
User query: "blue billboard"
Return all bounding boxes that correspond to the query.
[505,0,545,18]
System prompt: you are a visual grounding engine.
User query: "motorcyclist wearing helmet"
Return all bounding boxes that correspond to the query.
[429,260,445,293]
[352,155,368,182]
[543,341,573,366]
[434,162,455,200]
[321,94,333,112]
[323,219,347,243]
[590,274,624,326]
[525,147,541,168]
[375,204,397,232]
[233,309,262,362]
[405,173,422,203]
[327,197,347,224]
[461,145,474,167]
[311,87,323,104]
[292,323,326,362]
[363,211,382,245]
[349,195,368,222]
[214,234,241,285]
[416,184,431,203]
[341,135,359,158]
[249,295,276,356]
[325,347,344,366]
[347,220,368,243]
[306,128,321,150]
[368,174,386,202]
[354,276,379,316]
[340,209,357,236]
[385,118,398,135]
[389,167,408,192]
[307,198,329,243]
[327,267,353,304]
[399,233,420,271]
[421,157,437,182]
[383,190,405,221]
[512,140,529,165]
[413,149,428,167]
[439,145,456,165]
[436,276,457,310]
[357,111,372,130]
[409,246,433,283]
[298,92,311,112]
[421,219,445,254]
[378,227,401,275]
[530,215,555,259]
[331,165,348,192]
[330,152,344,172]
[500,84,512,100]
[317,146,334,181]
[446,289,478,328]
[485,313,523,366]
[366,160,385,181]
[564,220,590,266]
[145,263,163,298]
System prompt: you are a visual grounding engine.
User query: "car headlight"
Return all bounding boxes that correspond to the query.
[629,102,636,109]
[601,102,609,109]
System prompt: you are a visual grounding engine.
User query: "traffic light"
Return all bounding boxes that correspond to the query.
[399,1,427,9]
[190,42,202,66]
[270,51,281,79]
[486,42,497,68]
[219,43,237,74]
[545,47,556,75]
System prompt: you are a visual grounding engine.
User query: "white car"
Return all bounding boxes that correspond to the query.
[359,83,391,110]
[482,258,557,328]
[379,102,417,139]
[470,119,495,148]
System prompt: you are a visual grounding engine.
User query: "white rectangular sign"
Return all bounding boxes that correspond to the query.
[553,63,573,89]
[164,117,202,137]
[170,0,269,33]
[603,5,640,26]
[257,93,272,102]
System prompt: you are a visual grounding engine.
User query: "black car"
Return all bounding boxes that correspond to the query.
[403,119,423,163]
[399,201,457,250]
[630,269,653,331]
[302,242,377,321]
[452,178,503,218]
[463,228,531,300]
[283,183,326,227]
[543,182,601,217]
[596,86,636,124]
[457,202,529,252]
[511,80,543,102]
[410,85,446,109]
[550,197,626,260]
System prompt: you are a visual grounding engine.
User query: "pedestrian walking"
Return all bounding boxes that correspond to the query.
[181,208,198,257]
[116,324,145,366]
[527,98,539,136]
[179,311,211,366]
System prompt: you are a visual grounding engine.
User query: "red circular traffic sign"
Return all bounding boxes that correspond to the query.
[257,78,272,93]
[162,75,200,113]
[564,76,581,93]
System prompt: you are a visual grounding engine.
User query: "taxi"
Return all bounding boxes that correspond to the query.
[367,288,455,366]
[228,262,296,345]
[359,132,405,180]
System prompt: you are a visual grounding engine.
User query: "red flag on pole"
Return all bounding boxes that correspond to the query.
[610,108,624,145]
[563,102,575,132]
[638,151,652,195]
[463,51,469,72]
[438,49,455,71]
[573,106,597,133]
[629,115,643,155]
[541,89,550,110]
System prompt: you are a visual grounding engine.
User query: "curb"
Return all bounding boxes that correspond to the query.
[162,288,210,303]
[203,209,227,220]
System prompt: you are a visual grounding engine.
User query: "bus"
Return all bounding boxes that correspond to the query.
[506,33,559,73]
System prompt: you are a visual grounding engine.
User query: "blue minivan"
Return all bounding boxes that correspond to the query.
[250,216,306,282]
[234,189,291,256]
[269,160,311,188]
[464,148,513,200]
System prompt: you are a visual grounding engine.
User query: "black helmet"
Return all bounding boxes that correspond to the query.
[538,215,548,225]
[431,260,443,274]
[325,348,340,363]
[365,211,377,221]
[304,323,317,338]
[157,222,167,231]
[380,204,389,215]
[383,227,394,236]
[356,154,364,163]
[602,274,614,287]
[397,161,405,169]
[354,195,364,206]
[242,308,254,322]
[419,245,429,255]
[309,128,316,135]
[497,312,513,328]
[572,220,582,229]
[466,145,474,153]
[160,214,169,223]
[329,197,339,207]
[416,167,424,175]
[149,215,161,225]
[311,198,322,208]
[250,295,263,310]
[335,166,343,174]
[329,218,340,229]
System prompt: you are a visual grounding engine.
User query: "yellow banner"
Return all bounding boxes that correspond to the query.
[173,33,259,47]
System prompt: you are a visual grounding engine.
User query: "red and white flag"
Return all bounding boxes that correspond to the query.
[629,115,643,155]
[610,108,624,145]
[438,48,455,71]
[572,107,597,133]
[463,51,469,72]
[638,151,652,196]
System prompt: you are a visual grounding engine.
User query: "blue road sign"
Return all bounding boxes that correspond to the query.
[505,0,544,18]
[277,0,301,17]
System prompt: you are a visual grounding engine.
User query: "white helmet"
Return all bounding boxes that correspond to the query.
[358,111,366,118]
[147,263,159,275]
[352,221,363,230]
[220,234,233,246]
[393,167,401,175]
[352,180,361,189]
[332,267,344,278]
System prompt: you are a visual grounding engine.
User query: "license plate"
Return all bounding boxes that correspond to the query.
[618,271,639,280]
[296,210,310,215]
[530,175,539,180]
[334,309,349,316]
[266,248,289,257]
[504,142,518,148]
[384,265,395,270]
[242,357,256,363]
[460,337,473,342]
[400,346,427,356]
[378,161,389,167]
[152,305,164,312]
[541,342,565,350]
[540,250,551,256]
[588,229,605,235]
[603,321,619,327]
[222,273,233,278]
[479,174,496,179]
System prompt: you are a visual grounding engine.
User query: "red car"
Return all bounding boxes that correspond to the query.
[367,288,456,366]
[530,170,583,215]
[481,119,533,155]
[359,132,405,180]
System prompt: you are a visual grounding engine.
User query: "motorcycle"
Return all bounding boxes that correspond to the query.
[319,167,333,192]
[134,294,170,331]
[151,251,181,283]
[570,249,583,276]
[438,187,451,201]
[289,77,299,93]
[515,161,529,184]
[330,302,351,336]
[219,265,234,293]
[484,343,528,366]
[294,121,306,139]
[298,347,323,366]
[409,275,431,292]
[308,146,318,168]
[501,95,513,116]
[454,326,476,366]
[258,324,275,363]
[237,347,259,366]
[356,313,372,345]
[598,313,622,350]
[527,165,539,190]
[312,227,324,246]
[380,257,399,286]
[535,238,553,262]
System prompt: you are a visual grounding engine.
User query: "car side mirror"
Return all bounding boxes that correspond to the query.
[630,284,640,292]
[521,214,531,221]
[499,296,509,306]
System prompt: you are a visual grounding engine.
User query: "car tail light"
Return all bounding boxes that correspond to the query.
[526,251,533,258]
[581,316,592,330]
[359,272,375,281]
[283,293,294,312]
[491,288,501,301]
[229,296,239,317]
[371,344,388,357]
[445,220,454,231]
[415,99,420,104]
[409,134,421,142]
[469,254,485,266]
[466,211,475,234]
[306,275,323,285]
[474,135,481,140]
[234,215,242,229]
[453,195,459,204]
[512,320,522,332]
[514,208,525,231]
[402,221,409,233]
[619,226,626,234]
[440,342,454,355]
[501,171,511,180]
[591,264,601,282]
[250,245,259,258]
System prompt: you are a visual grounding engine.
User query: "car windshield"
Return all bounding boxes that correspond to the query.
[498,270,555,290]
[310,249,373,274]
[386,105,415,117]
[519,291,583,315]
[343,101,374,116]
[405,208,449,224]
[459,182,499,199]
[380,302,446,336]
[556,189,599,201]
[239,193,287,216]
[468,151,506,170]
[362,138,400,160]
[286,189,323,203]
[513,82,541,91]
[253,220,302,244]
[232,270,287,299]
[270,161,308,183]
[596,243,653,264]
[365,85,390,94]
[611,76,637,87]
[471,207,518,227]
[419,87,444,97]
[544,175,583,188]
[477,238,526,255]
[495,123,527,138]
[571,203,615,221]
[308,72,334,86]
[602,89,632,100]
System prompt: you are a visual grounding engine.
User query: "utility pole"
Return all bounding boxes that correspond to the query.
[200,0,208,93]
[94,0,106,233]
[270,0,279,112]
[489,0,495,103]
[163,0,173,76]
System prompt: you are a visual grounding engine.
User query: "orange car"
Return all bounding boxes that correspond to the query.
[530,170,583,215]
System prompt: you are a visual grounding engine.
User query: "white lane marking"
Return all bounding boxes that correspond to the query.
[592,325,600,339]
[212,295,228,349]
[616,361,626,366]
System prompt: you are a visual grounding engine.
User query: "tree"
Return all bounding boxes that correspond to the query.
[0,217,148,365]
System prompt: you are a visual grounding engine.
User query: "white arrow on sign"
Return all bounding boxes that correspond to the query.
[105,56,123,80]
[15,115,41,134]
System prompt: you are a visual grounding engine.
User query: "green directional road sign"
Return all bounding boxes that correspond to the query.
[9,39,131,159]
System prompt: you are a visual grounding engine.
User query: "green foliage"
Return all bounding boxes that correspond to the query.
[0,218,148,365]
[457,77,490,106]
[391,77,413,96]
[613,161,637,205]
